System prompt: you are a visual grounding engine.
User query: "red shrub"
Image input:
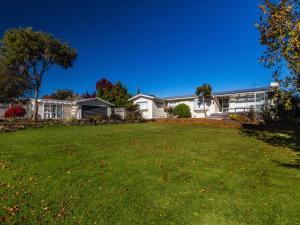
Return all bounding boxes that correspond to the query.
[4,106,26,118]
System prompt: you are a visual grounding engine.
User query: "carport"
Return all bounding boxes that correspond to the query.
[75,98,115,119]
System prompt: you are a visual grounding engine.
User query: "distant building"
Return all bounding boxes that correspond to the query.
[129,84,276,119]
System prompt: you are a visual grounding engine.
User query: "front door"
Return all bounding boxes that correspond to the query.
[219,98,229,113]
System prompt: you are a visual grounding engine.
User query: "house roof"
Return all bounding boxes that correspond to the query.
[162,86,273,100]
[213,86,272,96]
[163,94,197,100]
[36,99,74,105]
[74,98,115,106]
[35,97,115,106]
[129,94,162,101]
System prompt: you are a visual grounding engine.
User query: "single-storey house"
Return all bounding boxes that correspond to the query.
[31,97,115,119]
[129,83,278,119]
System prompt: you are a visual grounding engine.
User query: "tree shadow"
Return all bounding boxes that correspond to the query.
[241,123,300,170]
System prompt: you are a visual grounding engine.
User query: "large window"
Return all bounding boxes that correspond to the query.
[44,104,63,119]
[194,99,204,109]
[137,102,148,110]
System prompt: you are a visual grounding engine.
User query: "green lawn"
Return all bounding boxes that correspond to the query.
[0,123,299,225]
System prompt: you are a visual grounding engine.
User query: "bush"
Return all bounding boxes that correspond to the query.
[229,114,248,122]
[86,115,108,124]
[110,114,122,121]
[247,108,256,122]
[229,114,238,121]
[164,107,174,118]
[4,106,26,118]
[125,103,143,122]
[173,104,191,118]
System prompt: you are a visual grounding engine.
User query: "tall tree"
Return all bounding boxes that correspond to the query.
[81,91,97,99]
[113,81,131,108]
[196,84,212,118]
[96,78,131,107]
[96,78,114,103]
[257,0,300,92]
[0,27,77,120]
[43,89,79,100]
[0,59,32,103]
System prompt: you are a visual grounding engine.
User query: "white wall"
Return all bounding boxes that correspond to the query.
[167,98,217,118]
[107,107,112,117]
[114,108,126,119]
[132,97,154,119]
[152,102,167,118]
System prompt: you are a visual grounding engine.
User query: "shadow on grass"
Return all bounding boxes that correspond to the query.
[241,123,300,170]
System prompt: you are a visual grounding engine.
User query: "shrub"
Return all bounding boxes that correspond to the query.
[173,104,191,118]
[164,107,174,118]
[110,114,122,121]
[4,106,26,118]
[247,108,256,122]
[86,115,108,124]
[229,114,238,121]
[125,103,143,122]
[229,114,248,122]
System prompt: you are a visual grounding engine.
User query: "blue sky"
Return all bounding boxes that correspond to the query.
[0,0,271,97]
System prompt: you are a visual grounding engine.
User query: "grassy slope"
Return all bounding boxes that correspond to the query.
[0,123,299,225]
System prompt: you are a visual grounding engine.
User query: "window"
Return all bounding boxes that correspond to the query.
[44,105,50,119]
[137,102,148,110]
[256,93,265,102]
[44,104,63,119]
[194,99,203,108]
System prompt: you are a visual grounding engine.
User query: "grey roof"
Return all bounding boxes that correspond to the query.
[163,94,197,100]
[213,86,272,96]
[163,86,273,100]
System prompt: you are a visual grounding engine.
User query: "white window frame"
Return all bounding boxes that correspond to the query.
[43,104,63,119]
[137,101,148,110]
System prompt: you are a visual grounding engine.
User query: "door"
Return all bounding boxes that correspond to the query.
[81,105,107,118]
[219,98,229,113]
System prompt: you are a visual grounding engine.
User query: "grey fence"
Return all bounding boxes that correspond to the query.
[0,104,10,119]
[0,103,32,119]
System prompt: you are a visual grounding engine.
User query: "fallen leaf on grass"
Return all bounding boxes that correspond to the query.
[200,188,211,193]
[43,207,50,213]
[5,205,19,216]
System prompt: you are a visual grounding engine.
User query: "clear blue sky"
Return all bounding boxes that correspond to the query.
[0,0,271,97]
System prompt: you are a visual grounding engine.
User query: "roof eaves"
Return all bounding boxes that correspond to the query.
[129,94,156,101]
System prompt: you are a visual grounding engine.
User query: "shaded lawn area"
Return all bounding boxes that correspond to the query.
[242,124,300,169]
[0,123,299,225]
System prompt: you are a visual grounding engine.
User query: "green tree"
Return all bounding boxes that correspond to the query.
[43,89,79,100]
[125,102,143,122]
[195,83,212,118]
[173,104,191,118]
[113,81,131,108]
[96,78,114,103]
[257,0,300,91]
[0,59,32,103]
[96,78,131,107]
[0,27,77,120]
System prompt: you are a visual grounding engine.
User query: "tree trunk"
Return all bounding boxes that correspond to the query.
[32,86,39,121]
[203,96,207,118]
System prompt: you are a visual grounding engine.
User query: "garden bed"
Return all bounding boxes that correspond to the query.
[0,117,142,133]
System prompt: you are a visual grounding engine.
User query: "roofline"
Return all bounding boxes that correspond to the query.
[213,87,273,97]
[33,98,74,104]
[31,97,115,106]
[129,94,156,101]
[163,87,273,100]
[163,96,197,101]
[74,97,115,106]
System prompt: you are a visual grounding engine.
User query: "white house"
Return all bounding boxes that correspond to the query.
[31,97,115,120]
[129,84,277,119]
